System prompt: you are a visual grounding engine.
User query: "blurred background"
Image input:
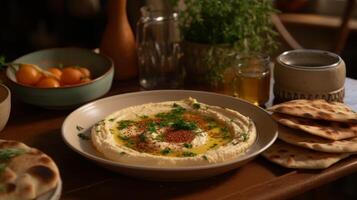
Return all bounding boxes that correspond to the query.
[0,0,357,79]
[0,0,356,199]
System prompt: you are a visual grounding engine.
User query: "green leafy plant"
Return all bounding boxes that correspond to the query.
[170,0,278,85]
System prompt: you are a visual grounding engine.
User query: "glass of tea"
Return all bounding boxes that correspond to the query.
[226,55,272,106]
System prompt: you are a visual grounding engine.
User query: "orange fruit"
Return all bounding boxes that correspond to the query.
[78,67,91,78]
[61,67,83,85]
[79,77,91,84]
[36,77,60,88]
[16,64,42,85]
[47,67,62,80]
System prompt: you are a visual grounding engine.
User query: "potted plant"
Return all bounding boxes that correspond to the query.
[170,0,278,90]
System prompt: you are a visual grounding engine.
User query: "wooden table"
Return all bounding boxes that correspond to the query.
[1,78,357,200]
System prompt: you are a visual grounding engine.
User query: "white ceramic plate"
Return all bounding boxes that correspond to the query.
[37,178,62,200]
[62,90,277,181]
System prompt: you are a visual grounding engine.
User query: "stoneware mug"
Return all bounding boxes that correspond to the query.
[0,84,11,132]
[274,49,345,103]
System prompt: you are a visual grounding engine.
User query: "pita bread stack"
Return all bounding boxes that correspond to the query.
[0,139,60,200]
[263,99,357,169]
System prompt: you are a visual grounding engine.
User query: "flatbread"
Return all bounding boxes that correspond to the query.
[272,113,357,140]
[262,140,349,169]
[0,140,60,200]
[268,99,357,123]
[278,124,357,153]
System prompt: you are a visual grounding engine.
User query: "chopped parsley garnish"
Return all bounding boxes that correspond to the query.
[158,120,170,127]
[76,125,84,131]
[0,148,26,176]
[192,103,201,110]
[78,133,90,140]
[0,148,25,161]
[182,151,196,157]
[221,127,231,139]
[155,105,186,122]
[139,115,149,119]
[209,143,218,149]
[171,119,197,130]
[161,147,172,155]
[147,122,157,133]
[172,105,186,115]
[118,135,135,147]
[241,132,249,142]
[183,143,193,148]
[155,112,176,120]
[109,118,115,122]
[155,105,199,131]
[207,121,218,129]
[139,133,147,142]
[117,120,134,130]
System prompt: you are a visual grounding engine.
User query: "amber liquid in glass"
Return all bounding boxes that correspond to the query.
[234,66,270,106]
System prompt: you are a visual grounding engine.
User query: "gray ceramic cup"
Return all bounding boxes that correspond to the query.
[0,84,11,132]
[274,49,345,103]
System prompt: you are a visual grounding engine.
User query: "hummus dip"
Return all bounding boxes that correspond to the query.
[91,98,256,166]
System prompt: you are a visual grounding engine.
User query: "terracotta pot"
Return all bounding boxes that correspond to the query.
[182,42,211,83]
[182,42,236,89]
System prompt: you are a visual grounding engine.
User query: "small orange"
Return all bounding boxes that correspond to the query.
[16,64,42,85]
[79,77,91,84]
[78,67,91,78]
[47,67,62,80]
[36,77,60,88]
[61,67,83,85]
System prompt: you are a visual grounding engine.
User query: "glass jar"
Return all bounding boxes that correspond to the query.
[224,55,272,106]
[136,7,184,89]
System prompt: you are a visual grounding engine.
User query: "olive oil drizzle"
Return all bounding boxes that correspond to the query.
[114,104,234,157]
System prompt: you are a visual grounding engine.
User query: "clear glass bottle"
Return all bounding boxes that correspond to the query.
[136,7,183,89]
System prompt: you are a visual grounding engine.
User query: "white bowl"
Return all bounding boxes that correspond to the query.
[0,84,11,132]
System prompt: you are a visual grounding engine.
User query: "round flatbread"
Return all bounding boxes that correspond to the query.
[268,99,357,123]
[272,113,357,140]
[278,124,357,153]
[0,140,60,200]
[262,140,349,169]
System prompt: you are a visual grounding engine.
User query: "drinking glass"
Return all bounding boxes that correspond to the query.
[136,7,184,89]
[224,55,272,106]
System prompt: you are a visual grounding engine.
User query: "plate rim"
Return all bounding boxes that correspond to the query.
[62,90,278,171]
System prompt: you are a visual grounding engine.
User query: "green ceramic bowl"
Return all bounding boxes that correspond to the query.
[6,48,114,109]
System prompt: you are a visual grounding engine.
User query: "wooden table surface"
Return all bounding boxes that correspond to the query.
[1,78,357,200]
